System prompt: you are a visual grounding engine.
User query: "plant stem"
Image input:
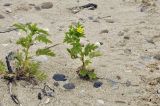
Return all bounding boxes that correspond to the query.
[81,55,86,70]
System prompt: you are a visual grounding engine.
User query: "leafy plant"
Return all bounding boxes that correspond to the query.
[13,23,55,81]
[64,23,101,80]
[0,60,6,75]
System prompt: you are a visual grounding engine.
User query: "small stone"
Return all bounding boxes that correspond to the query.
[126,80,131,87]
[53,82,59,87]
[95,42,102,47]
[92,19,100,23]
[157,89,160,94]
[63,83,75,90]
[88,16,94,20]
[0,14,5,19]
[1,44,9,47]
[154,54,160,60]
[38,92,43,100]
[116,76,121,80]
[53,74,67,81]
[29,4,35,6]
[44,98,50,104]
[124,36,130,40]
[105,19,114,23]
[81,3,97,10]
[4,3,12,6]
[140,6,147,12]
[93,81,103,88]
[5,8,12,13]
[97,99,104,105]
[35,6,41,11]
[41,2,53,9]
[124,49,131,54]
[149,80,158,86]
[115,101,126,104]
[100,29,109,34]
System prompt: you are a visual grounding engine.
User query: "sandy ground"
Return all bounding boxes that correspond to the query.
[0,0,160,106]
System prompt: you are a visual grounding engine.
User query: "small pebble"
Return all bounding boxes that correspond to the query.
[116,76,121,80]
[0,14,5,19]
[100,29,109,34]
[53,82,59,87]
[115,100,126,104]
[105,19,114,23]
[44,98,50,104]
[124,49,131,54]
[53,74,67,81]
[124,36,130,40]
[157,89,160,94]
[41,2,53,9]
[1,44,9,47]
[88,16,94,20]
[93,81,103,88]
[29,4,35,6]
[35,6,41,11]
[63,83,75,90]
[5,8,12,13]
[154,54,160,60]
[126,80,131,87]
[4,3,12,6]
[38,92,43,100]
[81,3,97,10]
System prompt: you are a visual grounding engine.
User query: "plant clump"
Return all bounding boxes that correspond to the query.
[0,23,55,83]
[64,23,101,80]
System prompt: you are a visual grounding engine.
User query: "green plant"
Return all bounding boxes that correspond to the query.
[64,23,101,80]
[0,60,6,75]
[13,23,55,81]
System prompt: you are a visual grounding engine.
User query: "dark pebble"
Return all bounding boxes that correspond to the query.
[0,14,5,19]
[63,83,75,90]
[35,6,41,11]
[126,80,131,87]
[41,2,53,9]
[81,3,97,10]
[88,16,94,20]
[154,54,160,60]
[93,81,103,88]
[38,92,42,100]
[4,3,12,6]
[53,82,59,87]
[124,36,130,40]
[100,29,109,34]
[53,74,67,81]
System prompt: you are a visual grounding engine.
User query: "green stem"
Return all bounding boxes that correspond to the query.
[81,55,86,70]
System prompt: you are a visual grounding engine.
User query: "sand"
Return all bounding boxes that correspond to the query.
[0,0,160,106]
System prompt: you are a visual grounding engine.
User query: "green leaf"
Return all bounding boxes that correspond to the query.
[36,28,49,35]
[84,60,92,66]
[88,72,97,80]
[64,23,85,44]
[15,51,24,67]
[0,60,6,74]
[66,43,82,59]
[14,23,27,32]
[79,69,88,77]
[36,48,55,57]
[16,36,32,48]
[89,51,102,58]
[35,35,52,44]
[84,43,98,56]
